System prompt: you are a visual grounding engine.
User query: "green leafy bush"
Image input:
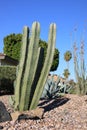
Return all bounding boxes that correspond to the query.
[0,66,16,94]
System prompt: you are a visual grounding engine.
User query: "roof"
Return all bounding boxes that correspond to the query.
[0,53,6,59]
[0,53,19,65]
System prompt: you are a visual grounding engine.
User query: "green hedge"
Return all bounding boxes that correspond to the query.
[0,66,16,80]
[0,66,16,94]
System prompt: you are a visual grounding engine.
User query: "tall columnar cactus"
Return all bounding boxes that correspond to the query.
[14,22,56,111]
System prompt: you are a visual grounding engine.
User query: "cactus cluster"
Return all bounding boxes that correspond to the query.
[14,22,56,111]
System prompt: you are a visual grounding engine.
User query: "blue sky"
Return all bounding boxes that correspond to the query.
[0,0,87,80]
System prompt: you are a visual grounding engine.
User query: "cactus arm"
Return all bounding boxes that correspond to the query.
[14,26,29,110]
[19,22,40,111]
[24,47,41,110]
[30,23,56,110]
[29,47,44,105]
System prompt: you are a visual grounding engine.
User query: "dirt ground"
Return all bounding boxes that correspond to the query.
[0,94,87,130]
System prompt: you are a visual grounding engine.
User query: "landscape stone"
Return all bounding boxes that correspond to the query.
[0,126,3,129]
[0,101,12,122]
[11,107,44,122]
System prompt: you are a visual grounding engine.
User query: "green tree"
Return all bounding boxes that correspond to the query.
[64,50,72,69]
[4,33,22,60]
[39,39,59,71]
[63,69,70,79]
[3,34,59,71]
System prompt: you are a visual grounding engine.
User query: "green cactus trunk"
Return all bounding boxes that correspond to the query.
[14,22,56,111]
[19,22,40,111]
[30,23,56,110]
[14,26,29,110]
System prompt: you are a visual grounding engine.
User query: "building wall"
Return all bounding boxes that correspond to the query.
[0,59,1,66]
[0,59,18,66]
[0,53,19,66]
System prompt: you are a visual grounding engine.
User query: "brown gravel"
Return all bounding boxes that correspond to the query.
[0,94,87,130]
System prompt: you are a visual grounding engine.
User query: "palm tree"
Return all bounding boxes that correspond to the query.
[64,51,72,69]
[63,69,70,79]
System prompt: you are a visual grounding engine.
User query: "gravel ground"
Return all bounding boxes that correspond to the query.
[0,94,87,130]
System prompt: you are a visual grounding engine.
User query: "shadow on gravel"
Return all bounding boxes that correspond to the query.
[38,97,70,113]
[0,91,14,96]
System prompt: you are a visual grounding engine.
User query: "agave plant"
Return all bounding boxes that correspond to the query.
[41,75,72,99]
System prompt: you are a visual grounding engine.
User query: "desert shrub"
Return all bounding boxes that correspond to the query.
[73,42,87,95]
[0,66,16,94]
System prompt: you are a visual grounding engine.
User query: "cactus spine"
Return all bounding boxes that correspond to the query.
[14,22,56,111]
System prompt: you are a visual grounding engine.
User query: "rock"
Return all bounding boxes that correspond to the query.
[11,107,44,122]
[11,111,20,121]
[0,126,3,129]
[26,107,44,119]
[0,101,12,122]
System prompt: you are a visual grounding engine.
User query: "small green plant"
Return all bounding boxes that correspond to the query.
[13,21,56,111]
